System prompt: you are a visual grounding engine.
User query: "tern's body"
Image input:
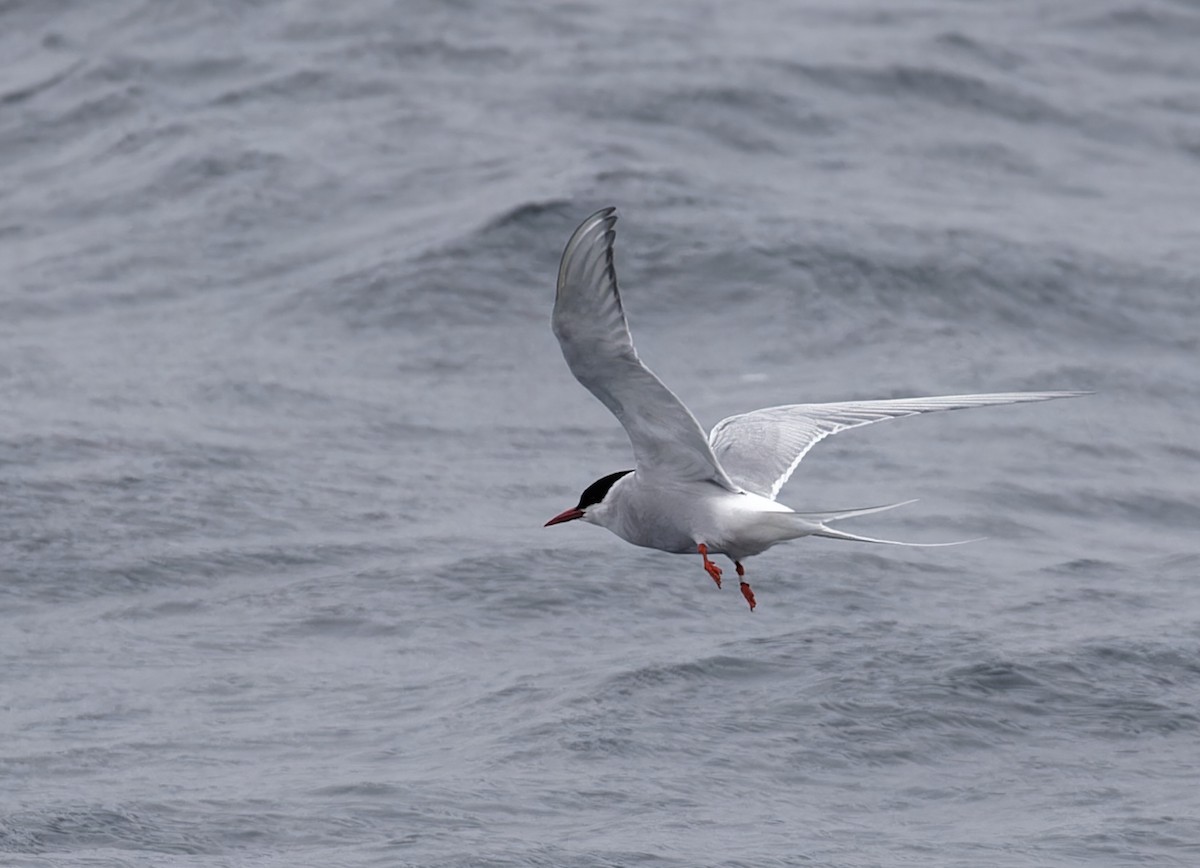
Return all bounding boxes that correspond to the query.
[587,473,799,559]
[543,207,1087,610]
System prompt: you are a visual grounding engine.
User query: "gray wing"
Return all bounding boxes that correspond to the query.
[553,208,738,490]
[708,391,1090,499]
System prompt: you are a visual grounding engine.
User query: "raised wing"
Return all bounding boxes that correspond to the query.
[553,208,738,490]
[709,391,1090,499]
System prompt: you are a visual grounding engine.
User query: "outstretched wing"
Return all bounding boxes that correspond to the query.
[553,208,738,490]
[708,392,1089,499]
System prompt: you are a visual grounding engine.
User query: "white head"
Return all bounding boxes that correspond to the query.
[544,469,633,529]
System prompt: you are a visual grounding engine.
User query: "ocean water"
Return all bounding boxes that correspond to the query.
[3,1,1200,865]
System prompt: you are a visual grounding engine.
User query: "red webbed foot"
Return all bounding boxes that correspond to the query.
[697,543,722,588]
[735,562,756,611]
[739,581,756,611]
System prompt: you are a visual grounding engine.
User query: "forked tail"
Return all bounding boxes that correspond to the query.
[794,500,984,547]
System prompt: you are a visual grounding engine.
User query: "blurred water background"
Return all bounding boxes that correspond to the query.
[3,1,1200,865]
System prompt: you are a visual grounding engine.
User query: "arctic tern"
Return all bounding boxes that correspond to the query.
[544,207,1086,611]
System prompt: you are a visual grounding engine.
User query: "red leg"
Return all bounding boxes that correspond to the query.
[697,543,722,588]
[735,561,756,611]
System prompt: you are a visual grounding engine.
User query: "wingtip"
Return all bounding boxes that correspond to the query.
[586,205,618,223]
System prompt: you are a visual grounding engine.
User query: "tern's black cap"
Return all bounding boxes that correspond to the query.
[577,469,633,509]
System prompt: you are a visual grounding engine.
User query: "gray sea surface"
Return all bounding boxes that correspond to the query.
[3,1,1200,866]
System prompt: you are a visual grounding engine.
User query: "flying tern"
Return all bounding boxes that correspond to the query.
[544,207,1086,611]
